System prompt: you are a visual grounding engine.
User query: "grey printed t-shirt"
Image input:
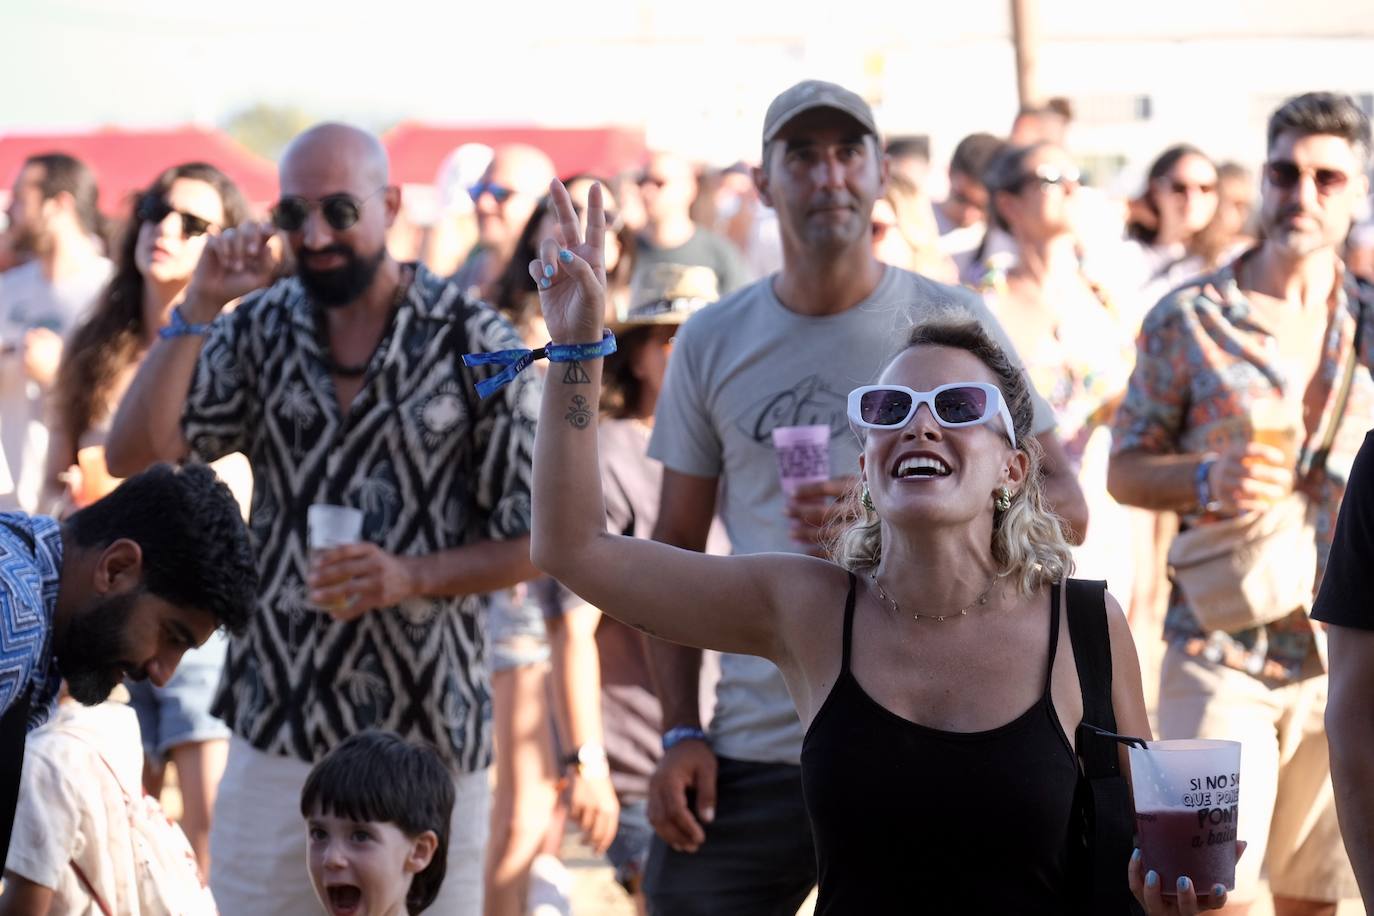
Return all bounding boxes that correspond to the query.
[648,265,1056,765]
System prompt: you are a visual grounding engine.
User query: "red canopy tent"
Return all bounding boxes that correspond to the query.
[0,125,278,214]
[383,123,647,186]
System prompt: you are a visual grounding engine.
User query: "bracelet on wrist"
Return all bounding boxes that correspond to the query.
[157,304,214,340]
[1194,453,1222,514]
[662,726,708,752]
[462,329,616,399]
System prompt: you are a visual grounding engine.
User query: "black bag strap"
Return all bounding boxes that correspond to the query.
[1065,578,1146,916]
[1067,578,1117,744]
[1310,294,1365,475]
[0,517,37,875]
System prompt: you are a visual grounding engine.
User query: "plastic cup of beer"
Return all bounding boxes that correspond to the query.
[771,425,831,497]
[1129,739,1241,895]
[1247,399,1301,469]
[307,505,364,611]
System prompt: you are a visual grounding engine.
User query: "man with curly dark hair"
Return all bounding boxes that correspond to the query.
[0,461,255,869]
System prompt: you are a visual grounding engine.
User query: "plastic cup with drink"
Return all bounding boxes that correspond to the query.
[307,504,364,611]
[1247,399,1302,470]
[1129,738,1241,895]
[771,425,832,497]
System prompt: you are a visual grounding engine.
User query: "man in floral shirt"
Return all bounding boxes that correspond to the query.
[1110,93,1373,912]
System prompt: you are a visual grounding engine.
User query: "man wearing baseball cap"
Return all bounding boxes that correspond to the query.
[642,79,1089,913]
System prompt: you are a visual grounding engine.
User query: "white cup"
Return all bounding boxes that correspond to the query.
[771,424,832,496]
[1129,739,1241,894]
[307,504,364,551]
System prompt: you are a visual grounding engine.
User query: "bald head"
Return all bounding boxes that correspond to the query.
[280,122,390,195]
[275,123,398,307]
[640,151,698,226]
[474,143,556,252]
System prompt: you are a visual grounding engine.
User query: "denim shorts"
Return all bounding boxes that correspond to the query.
[487,586,550,672]
[127,628,231,763]
[606,799,653,891]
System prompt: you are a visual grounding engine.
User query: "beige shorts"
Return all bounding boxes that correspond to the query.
[209,736,490,916]
[1158,646,1358,903]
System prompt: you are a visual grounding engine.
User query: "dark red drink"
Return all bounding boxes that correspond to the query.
[1136,806,1237,893]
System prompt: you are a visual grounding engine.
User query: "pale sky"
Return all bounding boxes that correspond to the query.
[4,0,1372,167]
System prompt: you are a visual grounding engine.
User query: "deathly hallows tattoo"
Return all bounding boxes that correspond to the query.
[562,360,591,385]
[565,395,593,429]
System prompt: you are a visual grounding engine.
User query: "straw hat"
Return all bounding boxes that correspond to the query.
[611,262,719,331]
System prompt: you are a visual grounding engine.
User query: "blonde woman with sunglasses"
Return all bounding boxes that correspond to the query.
[511,179,1228,915]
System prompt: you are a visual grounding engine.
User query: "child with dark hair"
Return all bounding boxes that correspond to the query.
[300,731,456,916]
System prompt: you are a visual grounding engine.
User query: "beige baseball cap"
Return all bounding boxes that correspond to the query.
[762,79,878,145]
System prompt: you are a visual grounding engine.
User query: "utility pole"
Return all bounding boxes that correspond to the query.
[1010,0,1041,108]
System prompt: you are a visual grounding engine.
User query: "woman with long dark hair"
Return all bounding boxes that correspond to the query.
[1123,145,1242,323]
[45,161,248,881]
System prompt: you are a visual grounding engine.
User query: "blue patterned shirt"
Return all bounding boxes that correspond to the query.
[0,513,63,730]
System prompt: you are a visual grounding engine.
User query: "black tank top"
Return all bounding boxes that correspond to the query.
[800,574,1080,914]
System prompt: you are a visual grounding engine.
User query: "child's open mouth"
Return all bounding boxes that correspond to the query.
[326,885,363,915]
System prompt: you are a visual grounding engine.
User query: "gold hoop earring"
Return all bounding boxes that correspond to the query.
[994,487,1012,512]
[861,485,875,512]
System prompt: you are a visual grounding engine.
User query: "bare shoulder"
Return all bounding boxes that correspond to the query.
[765,553,855,615]
[1103,589,1131,635]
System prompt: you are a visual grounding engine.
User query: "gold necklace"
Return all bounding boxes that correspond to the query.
[869,570,1006,622]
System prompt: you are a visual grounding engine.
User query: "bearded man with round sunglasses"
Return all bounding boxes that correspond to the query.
[1110,92,1374,914]
[640,79,1089,915]
[105,123,540,916]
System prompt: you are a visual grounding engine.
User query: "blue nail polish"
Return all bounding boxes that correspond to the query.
[543,263,554,278]
[559,249,574,263]
[540,277,550,289]
[1145,870,1158,889]
[1212,884,1226,897]
[1131,848,1140,863]
[1177,876,1191,893]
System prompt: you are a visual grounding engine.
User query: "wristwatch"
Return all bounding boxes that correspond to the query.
[561,742,610,778]
[1194,454,1222,514]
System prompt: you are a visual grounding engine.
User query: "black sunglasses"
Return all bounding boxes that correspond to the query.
[1167,180,1217,196]
[271,189,383,233]
[136,195,215,239]
[1012,164,1080,193]
[1265,160,1350,195]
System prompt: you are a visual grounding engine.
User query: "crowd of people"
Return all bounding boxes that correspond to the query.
[0,76,1373,916]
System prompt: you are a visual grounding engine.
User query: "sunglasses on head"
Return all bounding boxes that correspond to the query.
[468,180,514,205]
[1265,160,1350,194]
[136,195,215,239]
[271,189,383,233]
[1014,164,1080,193]
[848,382,1016,448]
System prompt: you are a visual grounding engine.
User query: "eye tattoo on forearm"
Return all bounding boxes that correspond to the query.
[565,395,593,429]
[562,361,591,385]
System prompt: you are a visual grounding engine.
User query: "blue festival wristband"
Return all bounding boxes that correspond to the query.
[662,726,708,752]
[1194,454,1221,513]
[157,305,213,340]
[462,329,617,399]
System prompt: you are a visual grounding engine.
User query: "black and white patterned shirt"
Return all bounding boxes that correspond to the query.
[183,264,538,772]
